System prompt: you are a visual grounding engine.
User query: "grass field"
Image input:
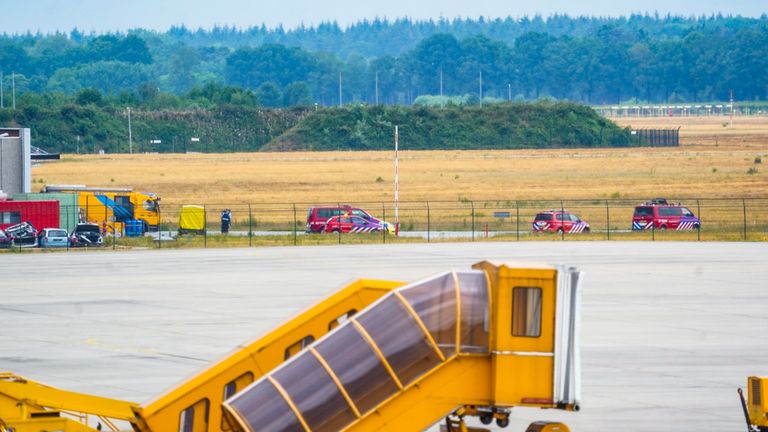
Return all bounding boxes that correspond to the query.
[32,116,768,206]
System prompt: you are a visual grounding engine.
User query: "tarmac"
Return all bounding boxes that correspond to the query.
[1,241,766,431]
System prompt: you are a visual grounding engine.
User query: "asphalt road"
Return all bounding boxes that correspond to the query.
[1,242,766,431]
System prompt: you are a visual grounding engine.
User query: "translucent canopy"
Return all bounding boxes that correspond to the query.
[223,270,489,432]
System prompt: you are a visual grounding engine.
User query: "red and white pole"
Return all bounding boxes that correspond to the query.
[394,125,399,236]
[729,89,734,128]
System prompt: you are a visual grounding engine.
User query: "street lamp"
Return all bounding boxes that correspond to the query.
[127,107,133,154]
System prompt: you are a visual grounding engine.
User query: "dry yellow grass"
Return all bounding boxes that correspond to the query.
[32,117,768,206]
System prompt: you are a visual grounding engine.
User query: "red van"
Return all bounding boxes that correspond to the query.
[632,203,700,231]
[306,205,388,233]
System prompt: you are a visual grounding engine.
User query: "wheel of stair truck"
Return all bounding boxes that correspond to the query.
[525,420,571,432]
[496,415,510,428]
[479,413,493,425]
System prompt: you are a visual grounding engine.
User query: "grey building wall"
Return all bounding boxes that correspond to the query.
[0,128,32,195]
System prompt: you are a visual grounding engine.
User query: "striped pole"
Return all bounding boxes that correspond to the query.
[394,126,399,236]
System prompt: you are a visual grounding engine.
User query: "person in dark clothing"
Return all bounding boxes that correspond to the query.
[221,209,231,234]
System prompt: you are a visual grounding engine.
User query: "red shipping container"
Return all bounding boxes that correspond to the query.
[0,200,60,231]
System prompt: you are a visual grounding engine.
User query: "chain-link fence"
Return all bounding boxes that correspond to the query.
[1,198,767,251]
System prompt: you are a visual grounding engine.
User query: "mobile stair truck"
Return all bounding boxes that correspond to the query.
[0,261,581,432]
[42,184,161,237]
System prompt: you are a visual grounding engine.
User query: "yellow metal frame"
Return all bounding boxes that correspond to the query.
[747,376,768,428]
[0,372,137,432]
[3,262,579,432]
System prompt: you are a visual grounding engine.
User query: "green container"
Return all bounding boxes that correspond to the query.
[12,192,79,232]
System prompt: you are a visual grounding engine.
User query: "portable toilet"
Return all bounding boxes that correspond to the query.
[179,205,206,235]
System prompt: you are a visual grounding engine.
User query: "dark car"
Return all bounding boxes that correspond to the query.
[70,223,104,247]
[0,229,11,249]
[5,222,39,248]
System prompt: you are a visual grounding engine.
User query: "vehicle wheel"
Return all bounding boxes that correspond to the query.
[496,416,510,428]
[556,228,564,234]
[479,415,493,425]
[660,225,667,231]
[584,227,590,233]
[332,229,340,234]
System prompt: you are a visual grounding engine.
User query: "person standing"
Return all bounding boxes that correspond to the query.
[221,209,231,234]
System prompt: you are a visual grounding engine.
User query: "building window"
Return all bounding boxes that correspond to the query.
[512,287,542,337]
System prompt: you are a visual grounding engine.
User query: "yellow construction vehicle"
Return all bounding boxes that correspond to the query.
[42,184,161,234]
[739,377,768,432]
[0,261,582,432]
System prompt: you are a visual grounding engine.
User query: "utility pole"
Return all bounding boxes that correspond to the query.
[338,72,343,107]
[479,70,483,107]
[508,83,512,101]
[439,69,444,109]
[11,72,16,110]
[0,71,4,108]
[394,125,399,236]
[374,71,379,105]
[127,107,133,154]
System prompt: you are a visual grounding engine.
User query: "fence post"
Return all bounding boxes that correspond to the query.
[203,205,207,248]
[652,217,655,241]
[516,201,520,241]
[337,202,341,244]
[471,201,475,242]
[743,199,747,241]
[293,204,297,246]
[66,204,70,251]
[381,203,386,244]
[157,207,161,249]
[249,204,253,247]
[560,200,565,241]
[426,201,430,243]
[606,200,610,240]
[696,199,701,241]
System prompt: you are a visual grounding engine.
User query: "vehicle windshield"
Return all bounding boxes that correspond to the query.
[536,213,552,221]
[48,229,68,237]
[634,207,653,217]
[142,199,160,212]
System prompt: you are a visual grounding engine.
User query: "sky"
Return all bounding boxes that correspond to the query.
[5,0,765,34]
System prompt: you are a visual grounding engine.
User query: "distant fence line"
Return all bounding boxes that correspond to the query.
[595,104,768,117]
[4,198,766,251]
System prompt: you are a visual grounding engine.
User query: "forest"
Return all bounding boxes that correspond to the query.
[0,14,766,107]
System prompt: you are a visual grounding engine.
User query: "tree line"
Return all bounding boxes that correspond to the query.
[0,14,766,107]
[0,97,631,153]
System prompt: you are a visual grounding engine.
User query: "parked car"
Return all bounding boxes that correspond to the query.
[5,222,39,247]
[632,202,700,231]
[0,229,11,249]
[323,215,385,234]
[532,210,590,234]
[307,205,392,233]
[70,223,104,247]
[39,228,70,248]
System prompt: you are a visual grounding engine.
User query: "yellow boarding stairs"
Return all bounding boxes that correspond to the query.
[0,261,581,432]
